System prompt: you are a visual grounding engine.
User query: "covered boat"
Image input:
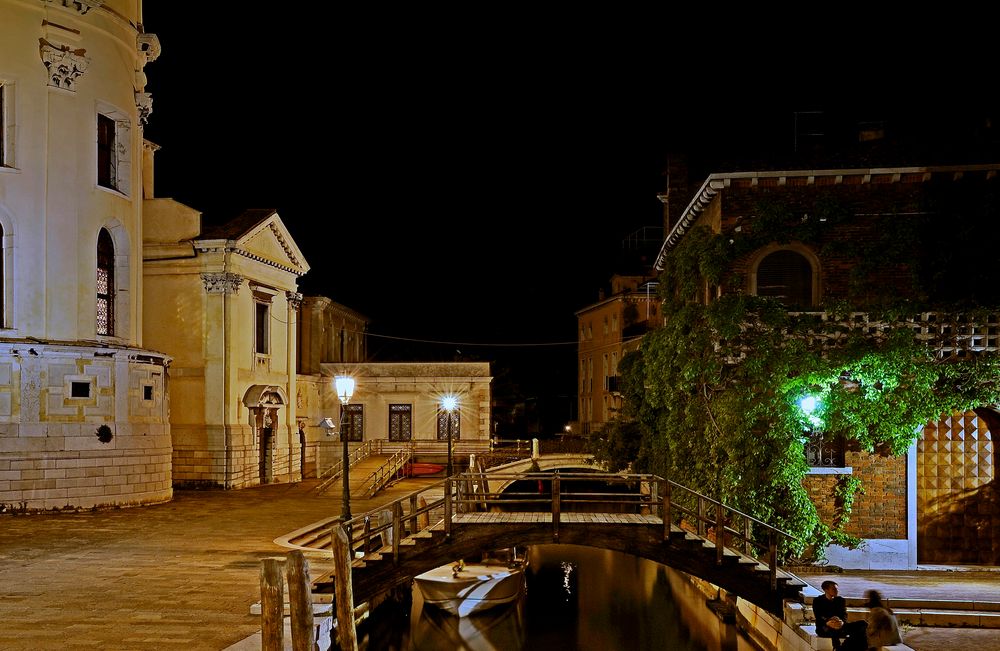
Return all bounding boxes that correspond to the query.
[414,551,526,617]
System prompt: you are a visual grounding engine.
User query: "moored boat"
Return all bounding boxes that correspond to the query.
[414,550,527,617]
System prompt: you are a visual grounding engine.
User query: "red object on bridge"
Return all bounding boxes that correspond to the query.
[405,462,445,477]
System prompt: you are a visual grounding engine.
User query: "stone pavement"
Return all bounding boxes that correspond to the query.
[1,478,998,650]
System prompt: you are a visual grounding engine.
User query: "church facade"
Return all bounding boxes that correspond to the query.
[0,0,171,510]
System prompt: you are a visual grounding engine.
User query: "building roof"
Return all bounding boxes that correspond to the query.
[654,163,1000,271]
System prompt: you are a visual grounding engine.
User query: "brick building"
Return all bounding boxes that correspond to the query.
[654,163,1000,568]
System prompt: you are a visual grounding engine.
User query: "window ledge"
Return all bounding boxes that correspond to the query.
[806,467,853,475]
[0,165,20,174]
[96,184,129,199]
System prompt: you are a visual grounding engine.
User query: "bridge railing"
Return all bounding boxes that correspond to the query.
[315,440,382,493]
[334,471,795,593]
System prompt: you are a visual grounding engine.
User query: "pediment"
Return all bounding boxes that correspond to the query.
[234,212,310,275]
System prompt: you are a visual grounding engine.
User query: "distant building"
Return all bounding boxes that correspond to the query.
[0,0,171,510]
[575,274,659,435]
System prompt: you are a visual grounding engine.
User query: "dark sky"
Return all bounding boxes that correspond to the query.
[138,9,995,422]
[140,9,672,350]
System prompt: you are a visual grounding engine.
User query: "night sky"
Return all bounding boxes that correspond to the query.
[138,9,996,428]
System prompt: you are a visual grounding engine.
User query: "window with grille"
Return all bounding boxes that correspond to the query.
[436,408,460,441]
[96,229,114,336]
[388,404,412,441]
[341,404,363,442]
[804,431,846,467]
[755,249,813,307]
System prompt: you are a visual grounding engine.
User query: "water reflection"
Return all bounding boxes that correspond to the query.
[357,545,754,651]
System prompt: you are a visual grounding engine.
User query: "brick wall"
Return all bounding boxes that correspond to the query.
[802,450,907,539]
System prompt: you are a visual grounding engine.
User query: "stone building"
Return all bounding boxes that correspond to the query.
[0,0,171,510]
[143,205,308,489]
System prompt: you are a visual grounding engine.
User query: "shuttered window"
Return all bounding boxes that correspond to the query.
[756,250,812,307]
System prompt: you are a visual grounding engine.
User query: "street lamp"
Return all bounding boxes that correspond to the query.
[335,375,356,521]
[440,395,458,476]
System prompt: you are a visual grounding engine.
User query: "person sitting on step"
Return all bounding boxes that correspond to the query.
[813,580,867,649]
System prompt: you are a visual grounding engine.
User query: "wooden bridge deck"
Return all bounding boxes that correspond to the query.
[454,512,664,525]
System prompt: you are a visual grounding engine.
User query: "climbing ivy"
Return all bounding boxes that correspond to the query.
[591,200,1000,561]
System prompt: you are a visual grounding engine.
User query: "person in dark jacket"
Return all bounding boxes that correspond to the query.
[813,580,867,649]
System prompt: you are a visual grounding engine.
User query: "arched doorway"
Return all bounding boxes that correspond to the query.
[243,385,288,485]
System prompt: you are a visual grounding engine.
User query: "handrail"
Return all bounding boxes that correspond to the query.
[358,448,412,497]
[314,440,380,494]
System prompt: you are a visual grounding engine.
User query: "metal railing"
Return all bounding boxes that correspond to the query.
[358,448,412,497]
[314,440,381,494]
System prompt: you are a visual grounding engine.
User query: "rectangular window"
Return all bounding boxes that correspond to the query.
[0,83,5,167]
[97,113,116,189]
[255,302,269,354]
[388,404,412,442]
[436,408,461,441]
[342,404,363,442]
[143,385,153,401]
[71,381,90,398]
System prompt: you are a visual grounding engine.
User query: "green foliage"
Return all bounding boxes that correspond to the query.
[592,205,1000,561]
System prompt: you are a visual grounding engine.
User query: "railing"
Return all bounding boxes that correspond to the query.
[334,471,795,593]
[314,440,381,494]
[358,448,412,497]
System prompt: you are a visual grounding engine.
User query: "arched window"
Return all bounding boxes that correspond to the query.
[755,249,813,308]
[97,228,114,335]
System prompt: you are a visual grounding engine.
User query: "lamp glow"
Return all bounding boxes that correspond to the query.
[335,375,355,404]
[799,395,818,415]
[441,395,458,412]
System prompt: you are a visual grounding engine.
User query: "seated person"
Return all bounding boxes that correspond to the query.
[813,580,867,649]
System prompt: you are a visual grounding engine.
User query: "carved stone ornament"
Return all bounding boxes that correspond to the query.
[39,39,89,90]
[44,0,104,14]
[137,33,161,64]
[201,272,243,294]
[135,92,153,125]
[286,291,303,310]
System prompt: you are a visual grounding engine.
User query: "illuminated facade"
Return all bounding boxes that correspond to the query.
[0,0,171,509]
[656,164,1000,568]
[143,206,308,488]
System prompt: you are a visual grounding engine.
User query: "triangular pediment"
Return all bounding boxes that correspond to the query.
[233,211,310,275]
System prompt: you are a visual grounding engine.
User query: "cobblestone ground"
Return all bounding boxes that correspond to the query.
[0,480,431,651]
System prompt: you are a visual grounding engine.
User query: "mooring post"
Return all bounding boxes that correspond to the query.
[552,472,560,542]
[286,550,315,651]
[332,524,359,651]
[260,558,284,651]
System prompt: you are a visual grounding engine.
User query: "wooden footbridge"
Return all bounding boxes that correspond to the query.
[281,470,806,617]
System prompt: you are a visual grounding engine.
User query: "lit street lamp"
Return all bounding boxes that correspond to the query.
[336,375,356,521]
[441,395,458,476]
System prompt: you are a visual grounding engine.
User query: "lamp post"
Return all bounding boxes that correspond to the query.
[441,395,458,476]
[335,375,356,521]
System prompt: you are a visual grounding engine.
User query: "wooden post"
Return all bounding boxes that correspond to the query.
[417,496,429,531]
[286,550,315,651]
[392,502,402,563]
[552,472,560,542]
[662,480,671,541]
[744,516,753,555]
[768,531,778,591]
[409,494,418,535]
[260,558,284,651]
[715,503,724,565]
[697,496,707,537]
[332,524,359,651]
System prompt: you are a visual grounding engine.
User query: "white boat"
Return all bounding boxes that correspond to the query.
[414,551,527,617]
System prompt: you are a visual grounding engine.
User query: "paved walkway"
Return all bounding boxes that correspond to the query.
[1,478,998,650]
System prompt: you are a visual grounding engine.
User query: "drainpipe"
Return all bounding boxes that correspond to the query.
[223,245,233,488]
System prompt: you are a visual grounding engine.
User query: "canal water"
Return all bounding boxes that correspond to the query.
[355,544,760,651]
